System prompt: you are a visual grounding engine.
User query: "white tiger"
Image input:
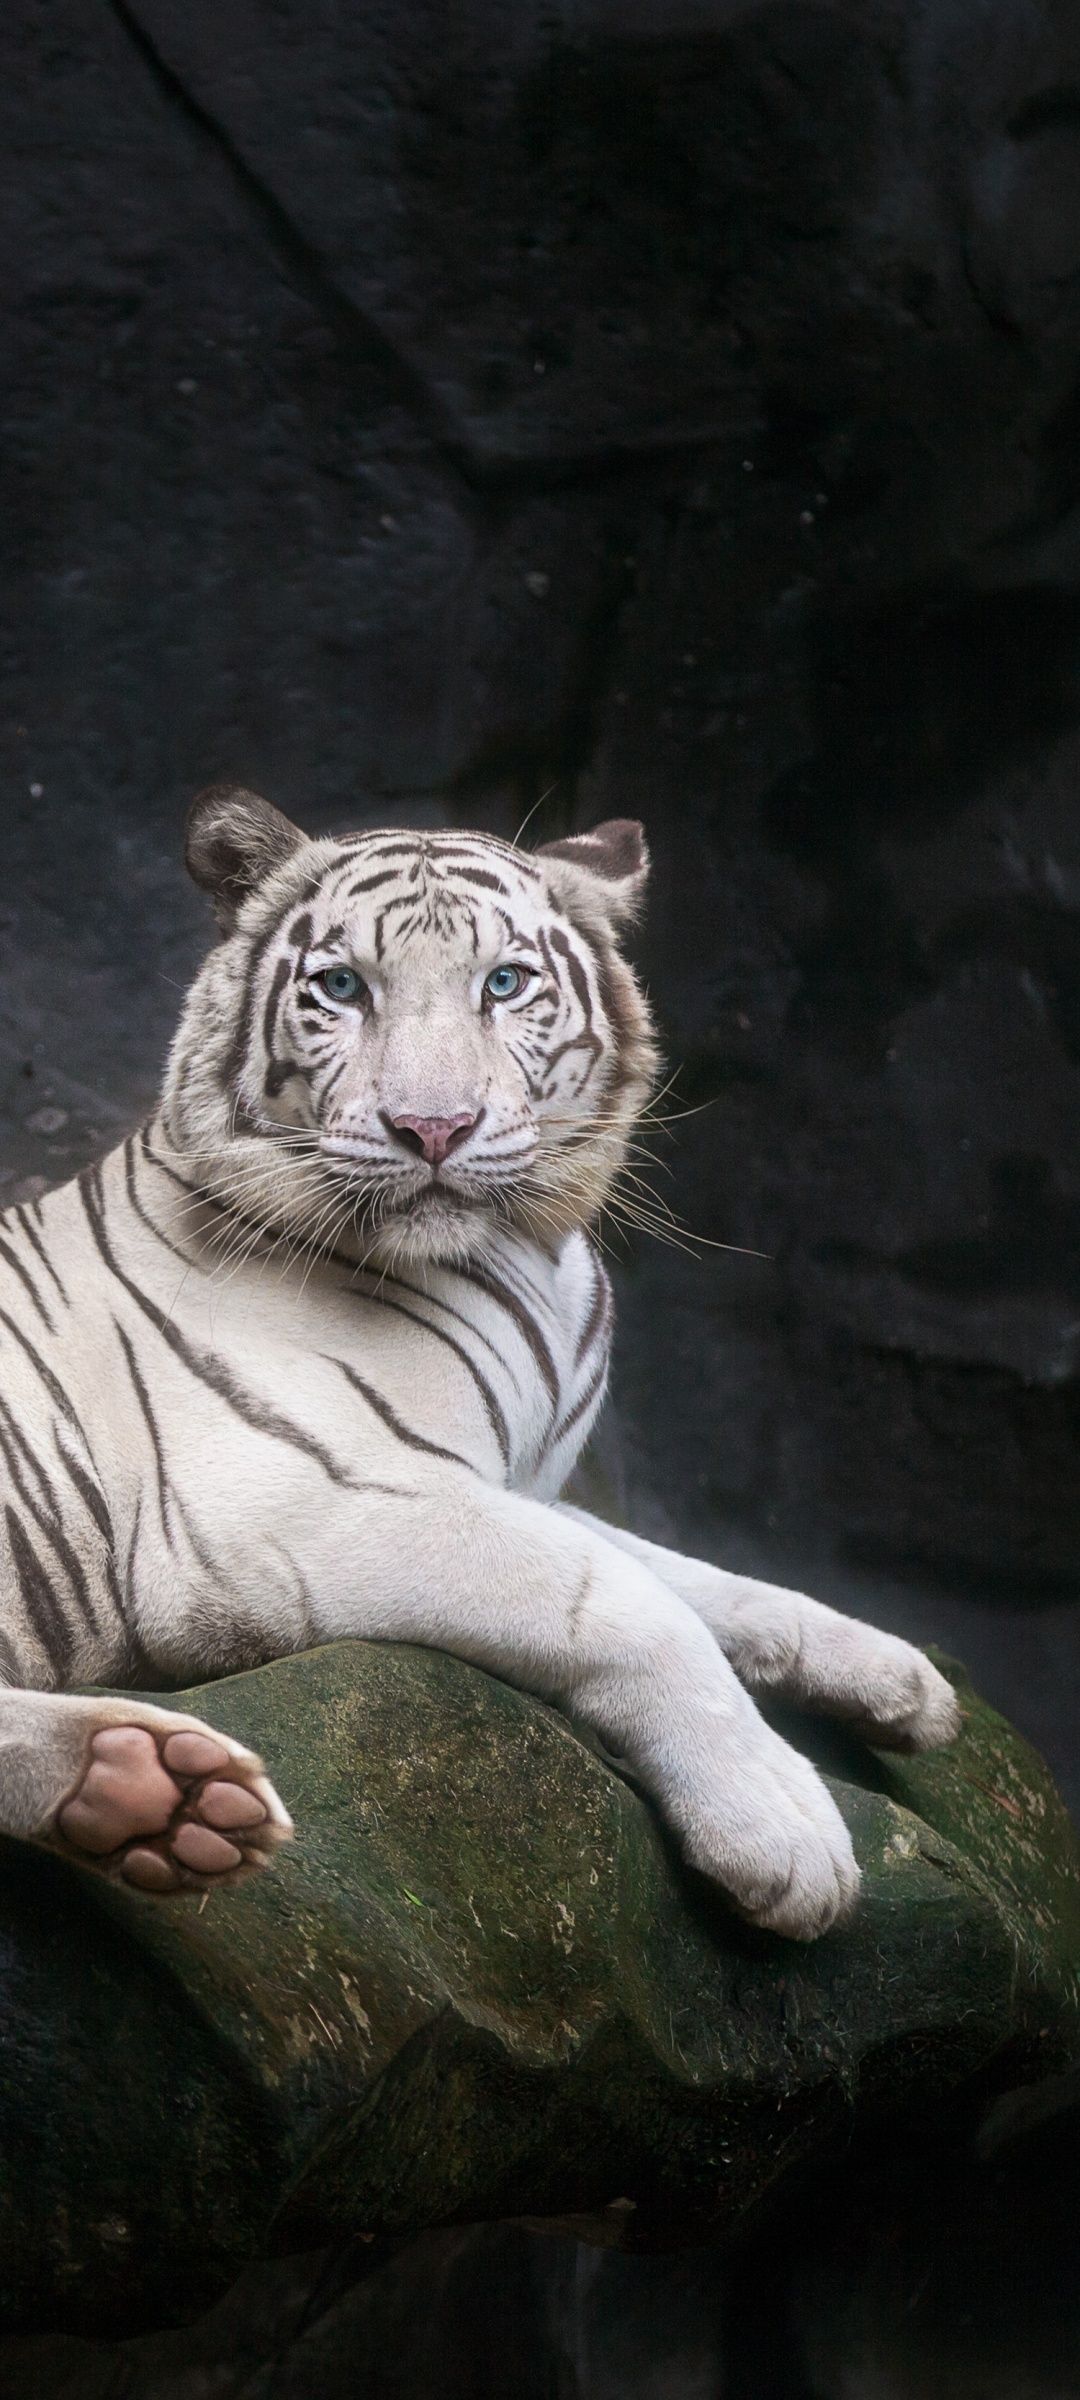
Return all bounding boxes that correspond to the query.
[0,789,958,1936]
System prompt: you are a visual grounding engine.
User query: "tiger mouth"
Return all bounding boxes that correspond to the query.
[384,1183,485,1218]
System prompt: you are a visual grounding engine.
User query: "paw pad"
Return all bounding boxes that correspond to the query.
[55,1713,289,1896]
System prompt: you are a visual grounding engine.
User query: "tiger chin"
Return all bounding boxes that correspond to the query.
[0,790,959,1933]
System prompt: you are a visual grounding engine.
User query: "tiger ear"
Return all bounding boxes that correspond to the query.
[185,785,309,932]
[535,819,649,930]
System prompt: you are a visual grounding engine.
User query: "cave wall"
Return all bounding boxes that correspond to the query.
[2,2,1078,1659]
[2,6,1079,2396]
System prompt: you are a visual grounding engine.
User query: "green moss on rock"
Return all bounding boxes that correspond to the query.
[0,1642,1076,2335]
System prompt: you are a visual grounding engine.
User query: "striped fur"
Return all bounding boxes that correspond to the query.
[0,799,959,1931]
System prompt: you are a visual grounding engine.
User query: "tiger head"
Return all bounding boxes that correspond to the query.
[163,787,660,1269]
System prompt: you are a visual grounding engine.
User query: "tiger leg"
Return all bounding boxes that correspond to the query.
[0,1687,292,1894]
[555,1506,960,1751]
[307,1474,861,1940]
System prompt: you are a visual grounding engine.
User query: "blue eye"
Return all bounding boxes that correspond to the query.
[315,965,365,1004]
[484,964,528,1002]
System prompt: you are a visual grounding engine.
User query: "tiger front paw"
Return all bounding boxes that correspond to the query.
[675,1727,861,1941]
[51,1704,292,1895]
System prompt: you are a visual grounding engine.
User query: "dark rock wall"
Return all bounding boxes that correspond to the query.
[2,5,1079,2395]
[5,0,1078,1609]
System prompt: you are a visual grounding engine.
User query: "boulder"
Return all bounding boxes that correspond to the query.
[0,1638,1076,2337]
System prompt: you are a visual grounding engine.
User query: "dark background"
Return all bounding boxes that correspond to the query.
[2,1,1078,2392]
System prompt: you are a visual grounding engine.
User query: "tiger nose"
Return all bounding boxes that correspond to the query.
[389,1112,480,1168]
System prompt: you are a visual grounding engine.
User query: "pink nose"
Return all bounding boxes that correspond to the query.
[389,1112,479,1168]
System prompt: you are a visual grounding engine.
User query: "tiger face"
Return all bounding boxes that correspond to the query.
[164,788,660,1268]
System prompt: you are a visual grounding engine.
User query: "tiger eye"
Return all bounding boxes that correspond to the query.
[317,966,364,1004]
[484,965,526,1001]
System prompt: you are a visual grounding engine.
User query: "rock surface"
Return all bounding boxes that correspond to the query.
[0,1638,1075,2339]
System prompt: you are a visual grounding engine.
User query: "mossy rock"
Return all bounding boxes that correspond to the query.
[1,1641,1077,2335]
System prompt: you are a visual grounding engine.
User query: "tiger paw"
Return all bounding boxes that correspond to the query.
[53,1710,292,1895]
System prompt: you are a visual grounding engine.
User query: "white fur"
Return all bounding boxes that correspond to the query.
[0,816,959,1929]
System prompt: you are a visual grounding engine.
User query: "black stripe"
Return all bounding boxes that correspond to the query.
[330,1361,475,1470]
[436,840,539,877]
[263,950,290,1040]
[169,1484,219,1579]
[124,1137,194,1267]
[0,1399,100,1634]
[77,1168,405,1496]
[372,888,427,958]
[347,869,402,896]
[111,1315,215,1574]
[442,866,512,898]
[537,926,559,981]
[588,938,638,1104]
[548,924,594,1021]
[124,1493,143,1619]
[0,1622,25,1684]
[115,1321,176,1551]
[266,1060,309,1098]
[0,1394,52,1510]
[385,907,423,951]
[52,1428,112,1544]
[0,1306,83,1430]
[262,952,291,1095]
[218,869,328,1105]
[575,1254,612,1368]
[4,1505,74,1672]
[456,1263,560,1408]
[356,838,430,861]
[491,1250,552,1317]
[544,1356,609,1456]
[102,1550,133,1647]
[349,1285,512,1467]
[49,1428,129,1639]
[116,1494,166,1682]
[544,926,604,1087]
[267,1537,317,1639]
[0,1232,57,1334]
[14,1205,69,1304]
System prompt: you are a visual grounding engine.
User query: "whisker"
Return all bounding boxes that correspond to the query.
[511,783,557,848]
